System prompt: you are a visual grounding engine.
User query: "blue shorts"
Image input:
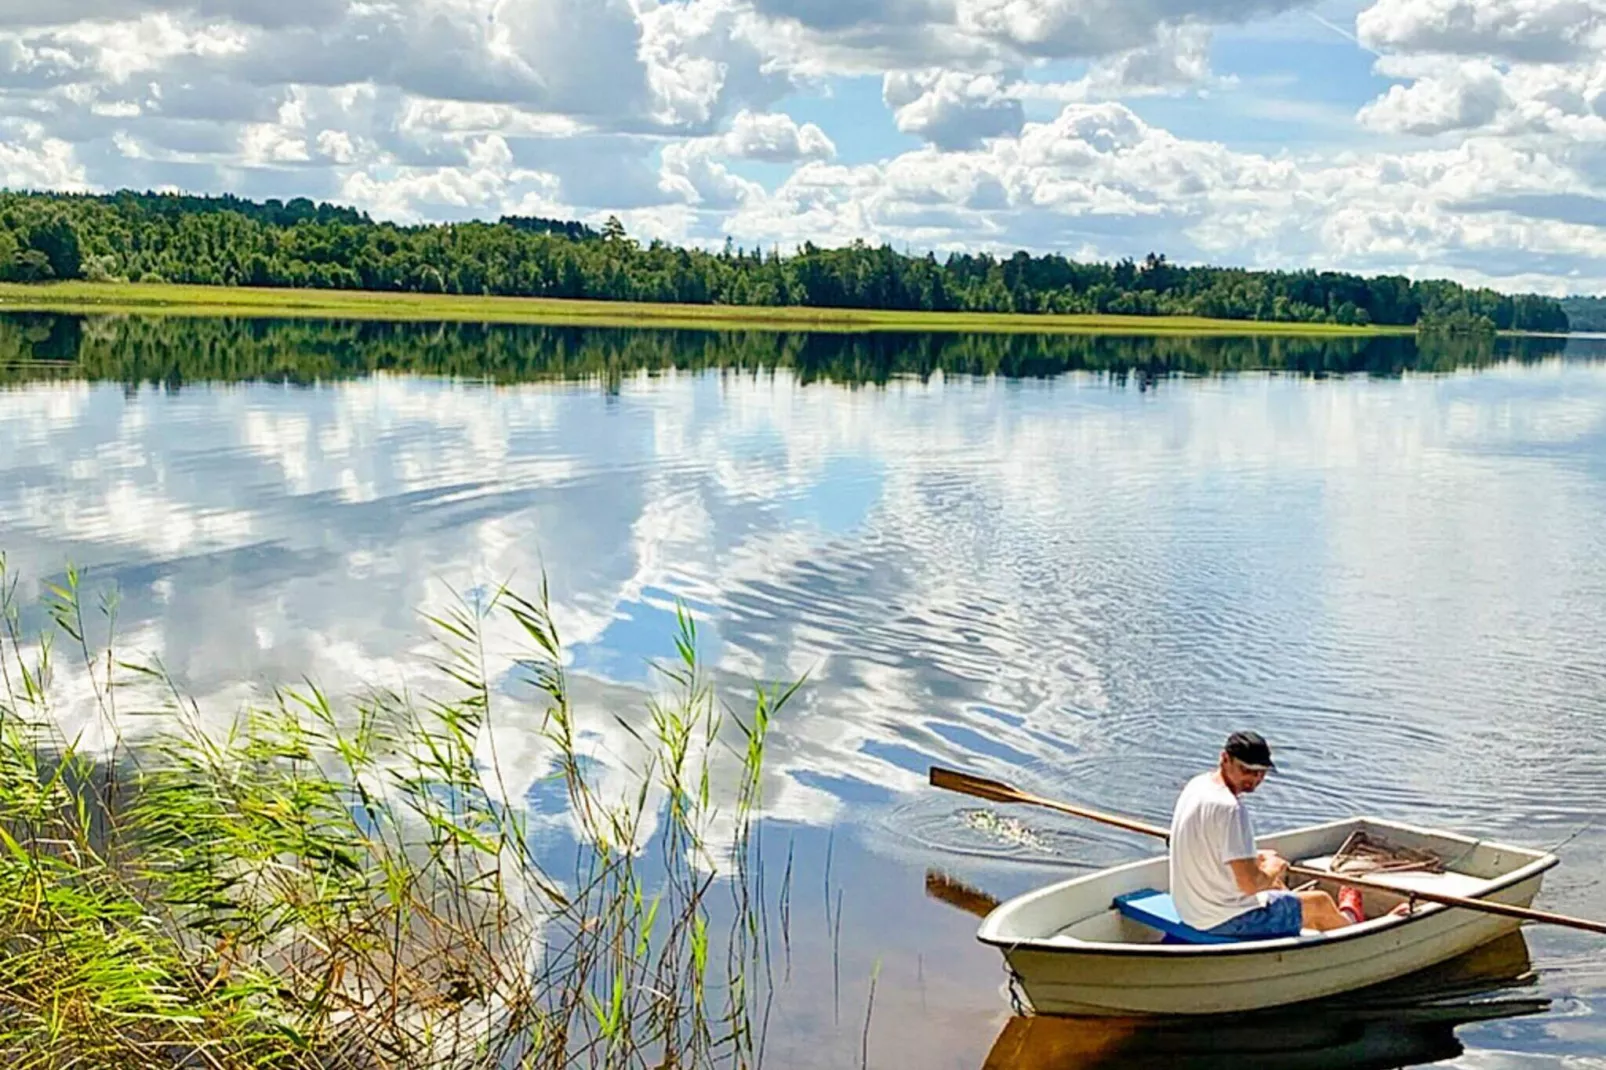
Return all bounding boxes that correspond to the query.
[1206,890,1303,939]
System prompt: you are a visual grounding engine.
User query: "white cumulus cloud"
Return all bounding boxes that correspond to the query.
[0,122,88,188]
[1356,0,1606,63]
[720,109,835,162]
[655,111,834,212]
[1349,0,1606,187]
[884,70,1025,149]
[1359,57,1512,135]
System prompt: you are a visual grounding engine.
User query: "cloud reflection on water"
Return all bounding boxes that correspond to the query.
[3,327,1606,1066]
[4,355,1606,846]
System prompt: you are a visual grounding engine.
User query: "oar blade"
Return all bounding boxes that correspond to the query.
[925,869,1001,919]
[930,765,1026,805]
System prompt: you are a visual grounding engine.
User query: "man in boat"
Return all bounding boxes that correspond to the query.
[1168,731,1365,938]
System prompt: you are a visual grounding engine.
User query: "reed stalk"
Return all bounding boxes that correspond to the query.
[0,554,797,1068]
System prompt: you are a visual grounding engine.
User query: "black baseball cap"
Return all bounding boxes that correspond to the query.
[1225,730,1276,771]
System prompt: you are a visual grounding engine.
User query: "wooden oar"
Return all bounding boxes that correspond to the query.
[925,869,1002,918]
[931,766,1171,840]
[930,765,1606,938]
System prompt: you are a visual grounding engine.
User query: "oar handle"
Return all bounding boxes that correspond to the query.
[1031,795,1170,841]
[1285,864,1606,935]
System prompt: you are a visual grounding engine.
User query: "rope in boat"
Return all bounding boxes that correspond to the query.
[1327,829,1446,876]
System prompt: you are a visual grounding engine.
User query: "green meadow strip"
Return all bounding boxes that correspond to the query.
[0,281,1409,336]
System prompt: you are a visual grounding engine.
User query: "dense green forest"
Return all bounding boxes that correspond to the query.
[0,188,1574,332]
[0,311,1571,392]
[1561,296,1606,332]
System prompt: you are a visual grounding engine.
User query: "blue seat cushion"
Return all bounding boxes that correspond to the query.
[1111,888,1244,944]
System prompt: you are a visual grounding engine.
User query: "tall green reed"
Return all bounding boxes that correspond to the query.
[0,554,797,1068]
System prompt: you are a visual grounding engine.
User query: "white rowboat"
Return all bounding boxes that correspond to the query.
[975,816,1558,1017]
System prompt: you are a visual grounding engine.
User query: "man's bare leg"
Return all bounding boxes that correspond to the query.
[1296,890,1353,931]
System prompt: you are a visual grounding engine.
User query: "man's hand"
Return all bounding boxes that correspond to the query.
[1259,850,1290,886]
[1230,850,1290,895]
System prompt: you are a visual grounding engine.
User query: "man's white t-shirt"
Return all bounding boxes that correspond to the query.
[1168,771,1266,930]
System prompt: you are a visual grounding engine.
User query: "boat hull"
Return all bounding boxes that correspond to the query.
[981,931,1549,1070]
[977,817,1556,1017]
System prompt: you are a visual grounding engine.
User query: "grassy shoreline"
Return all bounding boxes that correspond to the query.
[0,280,1413,336]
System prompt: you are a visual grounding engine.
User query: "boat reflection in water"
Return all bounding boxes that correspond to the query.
[979,930,1548,1070]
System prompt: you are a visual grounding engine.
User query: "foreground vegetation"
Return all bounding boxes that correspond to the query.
[0,557,795,1067]
[0,310,1572,394]
[0,188,1572,332]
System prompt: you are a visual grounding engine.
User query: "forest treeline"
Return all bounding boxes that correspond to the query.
[0,188,1575,332]
[1561,296,1606,332]
[0,312,1571,392]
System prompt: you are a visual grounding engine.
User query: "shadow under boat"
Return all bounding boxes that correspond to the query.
[979,929,1549,1070]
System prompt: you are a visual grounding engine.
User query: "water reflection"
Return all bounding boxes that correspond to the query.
[0,313,1579,391]
[2,313,1606,1067]
[981,933,1547,1070]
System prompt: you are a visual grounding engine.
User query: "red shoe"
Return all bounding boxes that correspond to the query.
[1338,886,1365,924]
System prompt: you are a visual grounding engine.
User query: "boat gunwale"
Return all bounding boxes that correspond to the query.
[975,815,1560,959]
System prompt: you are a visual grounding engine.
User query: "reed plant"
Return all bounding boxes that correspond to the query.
[0,554,797,1068]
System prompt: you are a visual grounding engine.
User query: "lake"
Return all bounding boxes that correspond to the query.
[3,313,1606,1068]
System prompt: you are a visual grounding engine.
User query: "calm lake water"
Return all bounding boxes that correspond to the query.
[3,314,1606,1068]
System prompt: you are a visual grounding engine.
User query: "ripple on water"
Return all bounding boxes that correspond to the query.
[886,793,1146,872]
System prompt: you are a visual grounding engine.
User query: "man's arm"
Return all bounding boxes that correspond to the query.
[1222,801,1284,896]
[1227,852,1288,896]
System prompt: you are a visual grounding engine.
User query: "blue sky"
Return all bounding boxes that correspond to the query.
[2,0,1605,294]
